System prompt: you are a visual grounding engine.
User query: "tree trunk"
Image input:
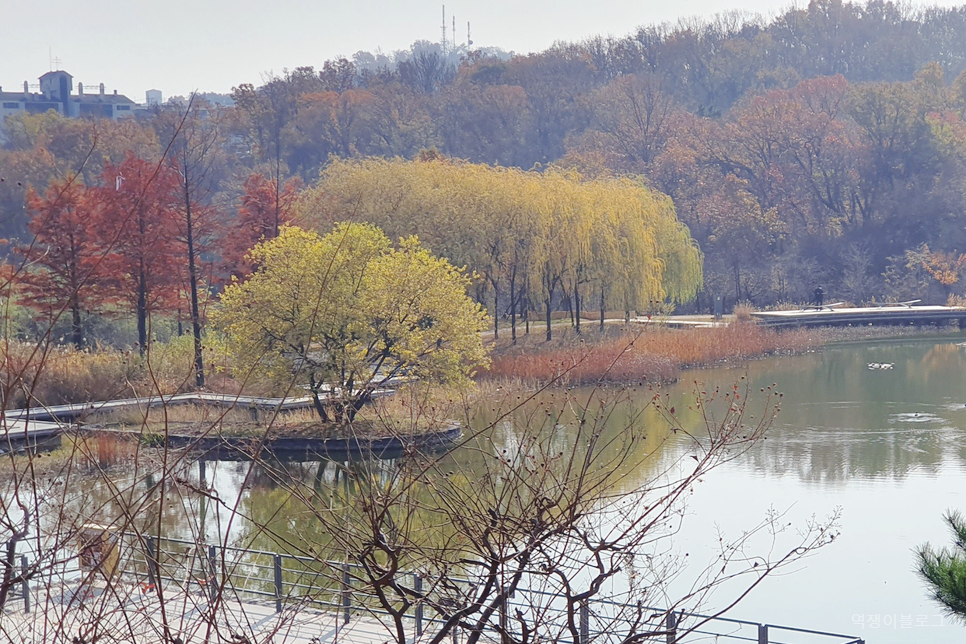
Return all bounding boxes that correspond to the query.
[510,271,517,344]
[71,294,83,350]
[185,198,205,388]
[69,253,84,349]
[273,125,282,239]
[309,376,332,423]
[545,298,553,342]
[137,268,148,356]
[600,286,606,332]
[347,394,369,423]
[523,282,530,335]
[574,285,581,335]
[493,285,499,340]
[734,261,741,302]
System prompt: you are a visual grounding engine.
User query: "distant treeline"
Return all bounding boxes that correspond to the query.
[5,0,966,329]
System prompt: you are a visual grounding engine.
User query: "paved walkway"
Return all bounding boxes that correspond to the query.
[1,580,420,644]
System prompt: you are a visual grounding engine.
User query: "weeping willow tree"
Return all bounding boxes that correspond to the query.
[300,157,702,340]
[575,176,702,327]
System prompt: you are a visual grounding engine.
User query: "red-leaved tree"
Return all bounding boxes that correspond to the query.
[219,172,300,279]
[90,154,182,354]
[18,178,99,349]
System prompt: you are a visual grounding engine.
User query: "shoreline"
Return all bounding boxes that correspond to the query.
[478,321,964,387]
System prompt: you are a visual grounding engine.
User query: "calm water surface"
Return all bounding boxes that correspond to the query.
[655,336,966,643]
[154,336,966,643]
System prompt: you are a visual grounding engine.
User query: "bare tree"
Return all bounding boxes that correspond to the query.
[237,362,838,644]
[156,95,227,389]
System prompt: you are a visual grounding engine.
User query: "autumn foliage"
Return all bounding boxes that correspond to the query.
[18,178,99,348]
[90,154,183,352]
[214,224,489,422]
[219,172,300,279]
[301,157,702,340]
[12,2,966,351]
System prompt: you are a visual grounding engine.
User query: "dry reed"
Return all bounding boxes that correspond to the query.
[89,433,139,469]
[481,323,820,386]
[0,339,243,410]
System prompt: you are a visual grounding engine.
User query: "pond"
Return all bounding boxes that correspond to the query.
[652,335,966,643]
[33,334,966,643]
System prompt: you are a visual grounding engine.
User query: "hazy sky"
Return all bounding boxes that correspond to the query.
[4,0,964,102]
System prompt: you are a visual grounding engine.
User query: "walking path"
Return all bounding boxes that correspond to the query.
[0,389,396,453]
[1,580,414,644]
[749,303,966,327]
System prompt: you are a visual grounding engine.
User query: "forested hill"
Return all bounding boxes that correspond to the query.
[5,0,966,316]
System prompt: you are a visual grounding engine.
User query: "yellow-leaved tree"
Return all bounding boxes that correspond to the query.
[299,157,702,341]
[213,223,489,423]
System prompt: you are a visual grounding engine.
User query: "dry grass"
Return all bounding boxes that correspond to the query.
[733,301,755,322]
[0,339,243,410]
[481,322,821,386]
[88,433,140,469]
[0,343,143,408]
[362,383,476,430]
[87,402,445,438]
[88,404,253,427]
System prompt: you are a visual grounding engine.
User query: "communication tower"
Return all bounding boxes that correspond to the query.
[441,5,447,54]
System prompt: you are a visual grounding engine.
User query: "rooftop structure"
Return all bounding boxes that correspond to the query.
[0,70,138,137]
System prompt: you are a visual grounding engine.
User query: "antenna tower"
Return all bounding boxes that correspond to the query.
[441,5,447,54]
[467,21,473,47]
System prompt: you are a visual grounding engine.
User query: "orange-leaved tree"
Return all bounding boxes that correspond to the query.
[18,178,100,349]
[89,154,182,354]
[219,172,300,280]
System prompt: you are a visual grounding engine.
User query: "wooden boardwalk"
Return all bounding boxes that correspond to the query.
[0,389,397,454]
[2,392,322,423]
[0,417,68,452]
[751,303,966,328]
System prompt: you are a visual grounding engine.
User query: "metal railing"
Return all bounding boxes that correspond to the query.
[3,553,32,613]
[103,533,864,644]
[2,531,866,644]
